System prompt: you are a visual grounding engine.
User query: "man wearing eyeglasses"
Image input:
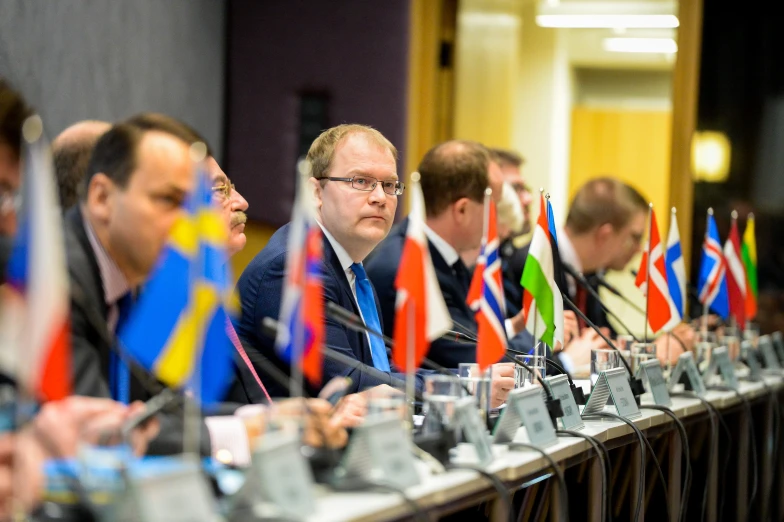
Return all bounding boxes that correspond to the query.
[236,125,515,406]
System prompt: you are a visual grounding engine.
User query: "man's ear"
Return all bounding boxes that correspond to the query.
[451,197,470,224]
[308,177,323,211]
[85,173,115,224]
[594,222,615,245]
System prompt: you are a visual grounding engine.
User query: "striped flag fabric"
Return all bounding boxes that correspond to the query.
[466,191,507,371]
[545,198,564,348]
[118,164,236,404]
[635,207,678,334]
[741,214,758,320]
[393,175,451,372]
[520,193,563,349]
[2,122,71,401]
[665,208,686,322]
[274,162,324,385]
[697,211,729,320]
[723,213,746,327]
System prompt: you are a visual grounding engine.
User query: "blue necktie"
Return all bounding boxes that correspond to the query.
[110,292,133,404]
[350,263,391,372]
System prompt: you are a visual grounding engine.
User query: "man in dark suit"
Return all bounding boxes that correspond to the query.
[236,125,515,406]
[366,140,534,368]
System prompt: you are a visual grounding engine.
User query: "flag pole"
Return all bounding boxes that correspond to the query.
[701,208,713,340]
[644,203,653,344]
[405,172,421,433]
[666,207,677,372]
[533,188,545,363]
[731,209,742,336]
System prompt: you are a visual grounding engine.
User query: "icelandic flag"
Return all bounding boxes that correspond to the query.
[697,211,729,320]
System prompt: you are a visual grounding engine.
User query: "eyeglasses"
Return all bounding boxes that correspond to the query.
[211,182,235,200]
[322,175,405,196]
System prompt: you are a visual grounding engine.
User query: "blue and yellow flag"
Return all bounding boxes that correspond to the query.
[119,165,234,405]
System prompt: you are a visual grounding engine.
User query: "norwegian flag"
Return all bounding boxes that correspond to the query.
[466,192,506,371]
[635,207,678,334]
[697,211,729,320]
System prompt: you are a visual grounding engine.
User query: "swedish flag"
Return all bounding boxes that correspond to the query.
[118,166,234,405]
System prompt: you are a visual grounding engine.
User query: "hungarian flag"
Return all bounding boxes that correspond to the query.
[2,127,71,401]
[723,215,746,327]
[741,214,758,320]
[393,176,451,372]
[635,207,677,334]
[520,194,563,349]
[467,192,507,370]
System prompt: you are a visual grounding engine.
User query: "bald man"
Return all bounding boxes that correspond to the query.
[52,120,111,210]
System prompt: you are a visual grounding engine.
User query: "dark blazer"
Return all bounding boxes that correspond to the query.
[365,219,534,369]
[64,208,243,454]
[235,222,421,398]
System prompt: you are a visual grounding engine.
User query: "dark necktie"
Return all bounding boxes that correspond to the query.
[575,284,587,330]
[350,263,391,371]
[452,260,471,295]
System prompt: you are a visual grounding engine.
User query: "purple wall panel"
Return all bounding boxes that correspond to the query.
[227,0,411,226]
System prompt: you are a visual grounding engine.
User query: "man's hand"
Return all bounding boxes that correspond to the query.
[562,329,608,375]
[489,363,515,408]
[656,323,697,365]
[331,393,367,428]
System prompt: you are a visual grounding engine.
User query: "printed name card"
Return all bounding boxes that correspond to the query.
[455,397,494,467]
[668,352,707,396]
[514,386,558,447]
[712,346,739,390]
[251,432,316,518]
[544,374,585,431]
[638,359,672,406]
[583,367,641,419]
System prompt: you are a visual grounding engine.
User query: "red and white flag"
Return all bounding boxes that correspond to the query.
[392,175,451,372]
[635,207,678,335]
[1,125,70,401]
[723,214,746,327]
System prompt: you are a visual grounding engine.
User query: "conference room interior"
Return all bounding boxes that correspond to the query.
[3,0,784,521]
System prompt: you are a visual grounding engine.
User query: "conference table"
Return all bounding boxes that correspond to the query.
[301,372,784,522]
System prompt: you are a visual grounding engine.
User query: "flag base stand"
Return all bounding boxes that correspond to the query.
[413,428,458,466]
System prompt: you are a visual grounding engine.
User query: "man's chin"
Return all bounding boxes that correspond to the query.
[228,234,247,257]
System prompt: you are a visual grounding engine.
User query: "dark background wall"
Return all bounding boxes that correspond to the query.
[694,0,784,331]
[226,0,411,226]
[0,0,226,160]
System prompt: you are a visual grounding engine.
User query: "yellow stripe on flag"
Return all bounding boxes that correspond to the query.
[198,209,228,248]
[169,216,199,257]
[153,282,220,386]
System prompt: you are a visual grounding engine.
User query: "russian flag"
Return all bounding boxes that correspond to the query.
[2,124,70,401]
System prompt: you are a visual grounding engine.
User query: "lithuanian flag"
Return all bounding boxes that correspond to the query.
[741,214,758,320]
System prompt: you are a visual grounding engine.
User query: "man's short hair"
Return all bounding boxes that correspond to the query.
[82,113,207,199]
[489,148,525,168]
[53,125,109,209]
[565,177,648,234]
[307,124,397,180]
[0,78,33,160]
[418,140,489,218]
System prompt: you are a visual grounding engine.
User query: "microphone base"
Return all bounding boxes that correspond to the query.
[629,377,646,404]
[546,398,564,429]
[570,383,587,405]
[414,429,458,466]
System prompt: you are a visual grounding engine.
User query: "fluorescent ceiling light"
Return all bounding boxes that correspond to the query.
[536,14,679,29]
[603,37,677,53]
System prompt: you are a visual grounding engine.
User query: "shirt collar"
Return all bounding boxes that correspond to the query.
[423,224,459,267]
[558,229,583,274]
[82,208,131,306]
[317,222,355,273]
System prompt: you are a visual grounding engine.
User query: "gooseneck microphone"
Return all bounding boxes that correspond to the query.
[560,292,646,398]
[561,263,642,342]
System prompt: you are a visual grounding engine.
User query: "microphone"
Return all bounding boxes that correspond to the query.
[260,317,421,401]
[560,292,646,399]
[592,271,646,316]
[561,263,642,342]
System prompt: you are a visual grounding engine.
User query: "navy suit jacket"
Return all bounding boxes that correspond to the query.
[365,218,534,369]
[235,223,422,397]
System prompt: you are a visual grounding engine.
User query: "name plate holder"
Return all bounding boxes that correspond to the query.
[454,396,494,467]
[336,414,420,490]
[544,374,585,431]
[493,389,524,444]
[772,331,784,363]
[637,359,672,407]
[247,431,316,519]
[582,367,641,419]
[710,346,740,390]
[515,386,559,448]
[741,340,763,380]
[668,352,707,396]
[759,335,782,370]
[113,455,218,522]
